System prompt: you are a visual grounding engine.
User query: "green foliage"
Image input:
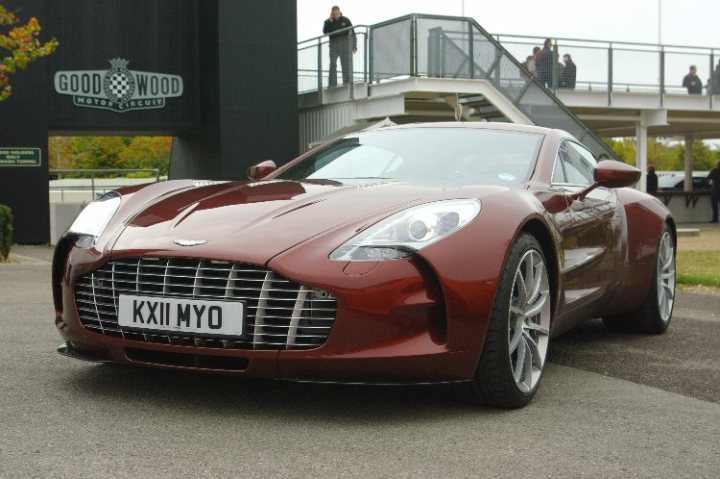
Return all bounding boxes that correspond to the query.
[0,204,12,261]
[49,136,172,177]
[0,5,59,101]
[676,251,720,288]
[678,140,718,171]
[677,273,720,289]
[605,138,636,165]
[117,136,172,174]
[605,137,717,170]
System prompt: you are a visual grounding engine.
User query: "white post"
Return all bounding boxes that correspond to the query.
[658,0,663,45]
[636,122,648,192]
[684,134,693,192]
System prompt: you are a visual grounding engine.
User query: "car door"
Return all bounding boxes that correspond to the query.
[551,140,624,315]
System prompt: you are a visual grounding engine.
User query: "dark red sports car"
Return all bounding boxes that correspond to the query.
[53,123,676,408]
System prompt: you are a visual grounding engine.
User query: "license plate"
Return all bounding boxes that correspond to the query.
[118,295,245,337]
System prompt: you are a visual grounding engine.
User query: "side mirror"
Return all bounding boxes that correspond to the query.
[247,160,277,181]
[594,160,641,189]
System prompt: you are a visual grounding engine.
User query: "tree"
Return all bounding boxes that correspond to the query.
[605,137,710,171]
[48,136,172,177]
[605,138,637,165]
[648,138,683,171]
[118,137,172,176]
[0,4,58,101]
[66,136,128,174]
[677,140,718,171]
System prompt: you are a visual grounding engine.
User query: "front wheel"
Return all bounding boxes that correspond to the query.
[458,233,552,409]
[603,223,676,334]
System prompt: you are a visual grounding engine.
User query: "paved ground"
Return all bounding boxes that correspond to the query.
[1,256,720,478]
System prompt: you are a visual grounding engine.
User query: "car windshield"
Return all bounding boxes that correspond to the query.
[276,128,544,185]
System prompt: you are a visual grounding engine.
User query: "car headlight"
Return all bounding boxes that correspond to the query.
[330,199,481,261]
[67,193,121,247]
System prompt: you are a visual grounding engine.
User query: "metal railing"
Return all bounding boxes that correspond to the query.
[494,33,720,107]
[298,14,618,161]
[298,25,370,97]
[299,17,720,103]
[49,168,162,202]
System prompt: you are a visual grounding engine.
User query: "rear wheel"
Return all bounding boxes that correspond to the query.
[603,223,675,334]
[458,233,552,409]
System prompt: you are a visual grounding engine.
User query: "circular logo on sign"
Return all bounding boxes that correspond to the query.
[104,58,135,103]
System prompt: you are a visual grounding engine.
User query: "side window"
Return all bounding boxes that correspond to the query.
[552,151,566,183]
[552,142,567,184]
[553,141,596,186]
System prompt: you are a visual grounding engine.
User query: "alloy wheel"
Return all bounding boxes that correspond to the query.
[508,249,551,393]
[656,230,676,323]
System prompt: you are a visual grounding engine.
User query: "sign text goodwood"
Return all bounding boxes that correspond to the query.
[54,58,183,112]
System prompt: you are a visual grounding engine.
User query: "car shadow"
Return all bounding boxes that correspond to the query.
[57,363,517,423]
[55,318,678,419]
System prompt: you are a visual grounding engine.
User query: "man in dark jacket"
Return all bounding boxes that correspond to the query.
[536,38,555,88]
[709,160,720,223]
[323,6,356,87]
[646,166,658,195]
[559,54,576,89]
[711,60,720,95]
[683,65,702,94]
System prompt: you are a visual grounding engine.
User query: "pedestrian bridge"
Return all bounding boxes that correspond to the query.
[297,14,720,222]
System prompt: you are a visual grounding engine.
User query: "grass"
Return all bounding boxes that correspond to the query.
[676,250,720,289]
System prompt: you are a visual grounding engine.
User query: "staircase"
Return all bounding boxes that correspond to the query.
[299,14,618,160]
[381,15,617,159]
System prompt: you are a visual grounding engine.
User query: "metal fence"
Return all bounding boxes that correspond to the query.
[300,17,720,104]
[298,14,618,161]
[298,26,369,96]
[494,34,719,105]
[49,168,162,202]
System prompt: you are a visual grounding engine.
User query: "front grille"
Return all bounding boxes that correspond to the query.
[74,257,337,350]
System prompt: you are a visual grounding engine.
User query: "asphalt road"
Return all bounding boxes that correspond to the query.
[1,261,720,478]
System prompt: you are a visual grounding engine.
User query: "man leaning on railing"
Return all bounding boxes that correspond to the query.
[323,5,356,87]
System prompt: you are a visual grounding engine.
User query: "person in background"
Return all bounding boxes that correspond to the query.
[711,60,720,95]
[323,5,357,87]
[536,38,555,88]
[708,160,720,223]
[646,166,658,195]
[559,54,576,89]
[523,46,541,76]
[682,65,702,94]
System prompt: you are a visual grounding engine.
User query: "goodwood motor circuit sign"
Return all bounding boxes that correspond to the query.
[54,58,183,112]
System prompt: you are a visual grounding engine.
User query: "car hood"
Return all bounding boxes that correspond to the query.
[111,179,507,264]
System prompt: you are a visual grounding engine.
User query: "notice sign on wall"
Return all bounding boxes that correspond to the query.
[0,148,42,167]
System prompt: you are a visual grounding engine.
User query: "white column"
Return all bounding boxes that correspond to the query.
[636,122,648,192]
[684,134,693,192]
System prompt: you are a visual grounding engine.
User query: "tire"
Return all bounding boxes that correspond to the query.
[603,223,676,334]
[457,233,552,409]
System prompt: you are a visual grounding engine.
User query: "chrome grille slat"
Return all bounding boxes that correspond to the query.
[101,279,307,293]
[89,273,105,335]
[74,258,337,351]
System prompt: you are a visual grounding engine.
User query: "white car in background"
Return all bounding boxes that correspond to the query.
[657,172,710,192]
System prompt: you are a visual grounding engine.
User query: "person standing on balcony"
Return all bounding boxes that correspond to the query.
[710,60,720,95]
[708,160,720,223]
[323,6,357,87]
[536,38,555,88]
[522,47,541,76]
[683,65,702,94]
[559,54,576,89]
